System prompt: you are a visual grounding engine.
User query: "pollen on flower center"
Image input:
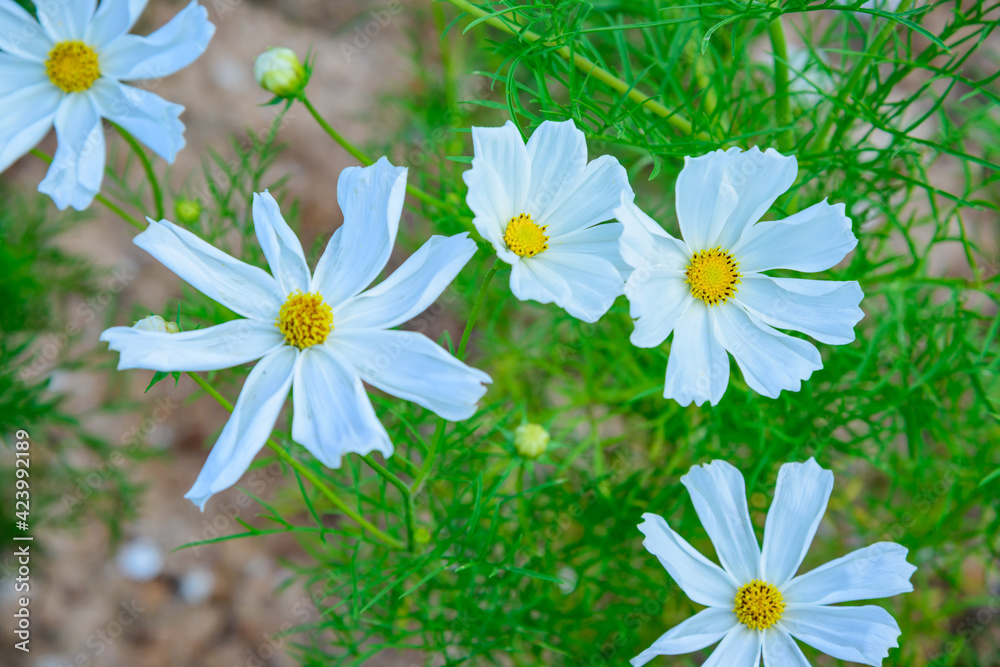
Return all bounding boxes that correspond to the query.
[733,580,785,631]
[503,213,548,258]
[685,247,742,306]
[277,291,333,349]
[46,41,101,93]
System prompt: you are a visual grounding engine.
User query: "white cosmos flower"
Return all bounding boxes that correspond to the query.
[0,0,214,210]
[100,158,491,510]
[463,119,634,323]
[618,147,864,406]
[634,459,916,667]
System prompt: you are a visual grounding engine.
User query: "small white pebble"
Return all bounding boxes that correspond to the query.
[179,567,216,604]
[116,537,164,582]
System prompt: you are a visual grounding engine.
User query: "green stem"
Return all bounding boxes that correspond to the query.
[457,258,501,360]
[30,148,144,231]
[444,0,707,140]
[412,258,500,494]
[361,454,415,552]
[112,124,165,220]
[768,14,793,152]
[299,94,453,212]
[812,0,914,152]
[186,372,406,551]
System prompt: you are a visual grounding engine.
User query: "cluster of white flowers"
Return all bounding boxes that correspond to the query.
[0,3,916,665]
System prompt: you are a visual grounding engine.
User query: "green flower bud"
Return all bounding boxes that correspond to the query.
[133,315,180,334]
[254,47,307,98]
[174,198,202,224]
[514,423,549,459]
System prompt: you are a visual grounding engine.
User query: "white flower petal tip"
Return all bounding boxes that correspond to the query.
[464,118,633,322]
[621,146,861,404]
[637,459,914,667]
[311,157,409,305]
[2,0,211,209]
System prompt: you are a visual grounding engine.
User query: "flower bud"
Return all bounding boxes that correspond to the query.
[514,423,549,459]
[254,47,306,98]
[174,198,202,224]
[133,315,180,334]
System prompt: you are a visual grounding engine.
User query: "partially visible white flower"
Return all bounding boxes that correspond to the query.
[786,49,834,108]
[633,459,916,667]
[0,0,214,210]
[618,147,864,406]
[133,314,180,333]
[463,120,635,322]
[253,47,306,98]
[100,158,491,510]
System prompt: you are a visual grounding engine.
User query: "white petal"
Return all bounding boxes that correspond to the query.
[509,256,570,309]
[336,233,477,330]
[312,157,407,305]
[0,80,60,173]
[676,147,796,251]
[86,0,135,48]
[782,542,916,605]
[732,200,857,273]
[760,459,834,586]
[463,159,519,263]
[467,121,529,221]
[524,119,587,214]
[38,94,106,211]
[714,304,822,398]
[615,195,690,273]
[134,219,284,321]
[636,513,740,608]
[631,608,738,667]
[735,276,864,345]
[537,154,632,237]
[681,460,761,584]
[625,268,692,348]
[702,625,762,667]
[332,330,491,421]
[37,0,95,41]
[549,222,628,276]
[290,346,392,468]
[528,250,623,322]
[781,604,901,666]
[100,0,214,81]
[0,1,52,61]
[89,78,185,163]
[0,53,49,97]
[99,320,285,371]
[761,627,811,667]
[252,191,310,295]
[184,348,297,511]
[663,303,730,407]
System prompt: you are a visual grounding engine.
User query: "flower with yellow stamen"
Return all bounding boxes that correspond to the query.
[464,119,635,323]
[634,459,916,667]
[618,146,864,406]
[0,0,215,211]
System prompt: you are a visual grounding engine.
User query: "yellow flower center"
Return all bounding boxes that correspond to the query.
[733,580,785,631]
[685,247,742,306]
[46,41,101,93]
[277,291,333,349]
[503,213,548,258]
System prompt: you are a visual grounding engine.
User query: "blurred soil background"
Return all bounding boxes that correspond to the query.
[0,1,997,666]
